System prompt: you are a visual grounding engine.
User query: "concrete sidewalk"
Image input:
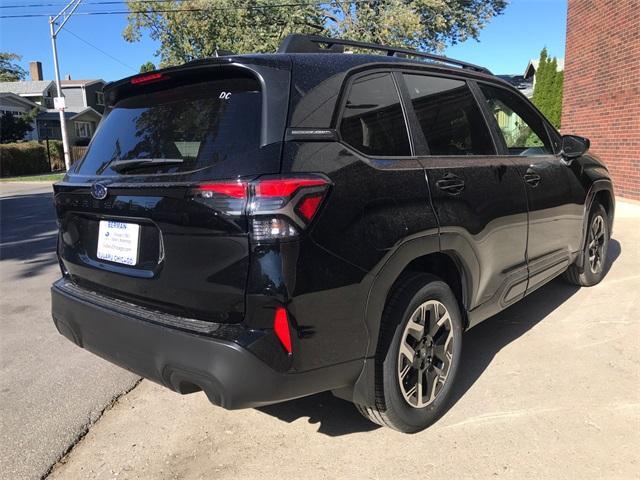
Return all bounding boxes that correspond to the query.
[48,201,640,480]
[0,183,139,480]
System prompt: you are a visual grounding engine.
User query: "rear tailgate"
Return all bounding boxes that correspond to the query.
[54,59,290,322]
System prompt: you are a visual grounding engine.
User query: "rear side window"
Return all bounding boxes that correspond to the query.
[403,74,495,156]
[76,78,262,176]
[339,73,411,157]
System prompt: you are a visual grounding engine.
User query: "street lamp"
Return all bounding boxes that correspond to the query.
[49,0,82,172]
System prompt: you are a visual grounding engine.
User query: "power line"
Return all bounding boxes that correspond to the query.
[0,0,194,8]
[0,0,351,17]
[2,8,207,18]
[61,27,137,72]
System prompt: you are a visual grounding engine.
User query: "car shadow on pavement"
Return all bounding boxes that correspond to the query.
[0,192,58,278]
[258,239,621,437]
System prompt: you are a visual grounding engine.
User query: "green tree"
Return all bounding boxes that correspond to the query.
[0,112,34,143]
[0,52,27,82]
[532,48,563,128]
[139,61,156,73]
[124,0,507,66]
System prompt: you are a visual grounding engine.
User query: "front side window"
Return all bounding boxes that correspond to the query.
[339,72,411,156]
[480,84,553,155]
[403,74,495,156]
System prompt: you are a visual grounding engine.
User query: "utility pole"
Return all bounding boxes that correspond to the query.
[49,0,82,172]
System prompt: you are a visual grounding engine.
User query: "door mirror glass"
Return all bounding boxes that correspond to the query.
[561,135,590,158]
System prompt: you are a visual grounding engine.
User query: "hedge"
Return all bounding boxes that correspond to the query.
[0,142,51,177]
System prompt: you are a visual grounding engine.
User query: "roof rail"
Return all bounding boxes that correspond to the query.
[278,34,492,75]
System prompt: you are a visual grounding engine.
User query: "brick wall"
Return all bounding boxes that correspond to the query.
[561,0,640,200]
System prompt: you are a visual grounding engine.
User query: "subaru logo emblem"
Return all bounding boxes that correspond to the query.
[91,183,108,200]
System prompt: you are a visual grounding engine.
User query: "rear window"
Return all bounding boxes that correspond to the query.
[75,78,262,176]
[339,73,411,157]
[403,74,495,156]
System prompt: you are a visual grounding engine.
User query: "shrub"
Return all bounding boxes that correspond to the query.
[46,140,65,170]
[0,142,50,177]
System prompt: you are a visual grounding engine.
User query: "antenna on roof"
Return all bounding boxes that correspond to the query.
[214,46,234,57]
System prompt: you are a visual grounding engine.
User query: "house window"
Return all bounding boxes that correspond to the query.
[96,91,104,106]
[74,121,92,138]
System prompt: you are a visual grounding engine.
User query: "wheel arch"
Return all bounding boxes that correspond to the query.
[336,233,477,406]
[577,180,615,269]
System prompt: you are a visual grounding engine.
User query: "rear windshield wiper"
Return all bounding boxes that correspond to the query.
[109,158,184,173]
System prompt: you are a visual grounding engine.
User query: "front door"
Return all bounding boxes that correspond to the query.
[398,72,529,322]
[476,83,587,294]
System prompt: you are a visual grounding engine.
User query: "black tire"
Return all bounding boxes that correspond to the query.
[563,203,609,287]
[357,273,463,433]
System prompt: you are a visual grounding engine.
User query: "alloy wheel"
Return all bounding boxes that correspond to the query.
[588,215,606,274]
[397,300,454,408]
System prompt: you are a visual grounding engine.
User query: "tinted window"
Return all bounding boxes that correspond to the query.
[76,78,262,175]
[339,73,411,156]
[404,74,495,156]
[480,84,553,155]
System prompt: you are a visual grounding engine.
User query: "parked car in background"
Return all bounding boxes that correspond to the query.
[51,35,614,432]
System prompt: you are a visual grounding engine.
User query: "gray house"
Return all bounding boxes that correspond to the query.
[0,62,104,145]
[36,108,102,145]
[60,78,106,114]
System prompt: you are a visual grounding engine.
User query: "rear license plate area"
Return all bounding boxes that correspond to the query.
[96,220,141,266]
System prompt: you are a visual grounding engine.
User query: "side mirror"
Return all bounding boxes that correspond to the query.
[560,135,590,162]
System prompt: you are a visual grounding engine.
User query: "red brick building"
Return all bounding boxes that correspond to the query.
[561,0,640,200]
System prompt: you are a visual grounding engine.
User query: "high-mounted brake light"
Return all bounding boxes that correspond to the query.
[130,72,166,85]
[190,175,330,241]
[274,307,292,355]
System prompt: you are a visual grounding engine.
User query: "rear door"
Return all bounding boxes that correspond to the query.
[398,72,529,320]
[54,63,289,322]
[475,83,587,294]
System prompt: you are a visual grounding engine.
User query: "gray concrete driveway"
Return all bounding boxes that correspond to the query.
[0,183,139,480]
[46,200,640,479]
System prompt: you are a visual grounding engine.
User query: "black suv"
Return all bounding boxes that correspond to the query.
[51,35,614,432]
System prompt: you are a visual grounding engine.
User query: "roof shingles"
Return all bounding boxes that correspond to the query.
[0,81,54,96]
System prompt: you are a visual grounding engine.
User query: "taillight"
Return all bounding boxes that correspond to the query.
[189,174,331,241]
[249,175,330,241]
[197,181,247,199]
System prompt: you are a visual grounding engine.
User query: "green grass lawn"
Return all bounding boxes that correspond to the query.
[0,172,65,182]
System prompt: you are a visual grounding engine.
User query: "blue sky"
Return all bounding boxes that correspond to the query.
[0,0,566,82]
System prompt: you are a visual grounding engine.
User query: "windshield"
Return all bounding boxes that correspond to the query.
[75,78,262,176]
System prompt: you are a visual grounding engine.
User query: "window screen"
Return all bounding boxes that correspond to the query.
[480,84,553,156]
[404,74,495,156]
[339,73,411,156]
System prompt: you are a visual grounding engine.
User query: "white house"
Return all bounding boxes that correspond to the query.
[0,92,43,141]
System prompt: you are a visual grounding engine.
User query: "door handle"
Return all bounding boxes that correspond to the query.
[436,173,465,195]
[524,169,541,188]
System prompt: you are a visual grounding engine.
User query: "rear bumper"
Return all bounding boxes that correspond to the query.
[51,278,361,409]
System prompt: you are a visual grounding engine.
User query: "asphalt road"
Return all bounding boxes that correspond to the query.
[47,200,640,479]
[0,182,139,480]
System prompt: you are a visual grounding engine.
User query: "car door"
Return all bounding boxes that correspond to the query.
[397,72,529,325]
[475,82,587,294]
